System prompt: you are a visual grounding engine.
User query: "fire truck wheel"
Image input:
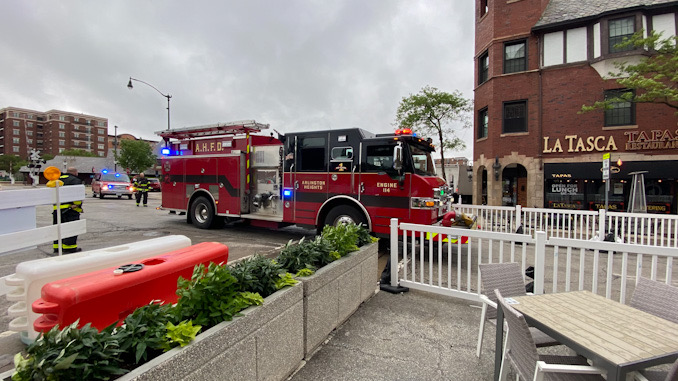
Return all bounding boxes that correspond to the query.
[324,205,366,229]
[190,196,216,229]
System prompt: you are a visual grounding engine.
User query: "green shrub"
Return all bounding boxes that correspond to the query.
[13,321,127,381]
[321,223,360,257]
[295,268,315,277]
[116,302,174,364]
[162,320,202,350]
[173,262,262,328]
[276,236,336,274]
[230,255,286,298]
[275,272,299,289]
[356,223,378,246]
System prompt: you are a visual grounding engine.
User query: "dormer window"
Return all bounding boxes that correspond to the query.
[609,17,635,53]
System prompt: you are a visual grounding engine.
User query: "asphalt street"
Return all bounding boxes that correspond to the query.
[0,185,319,373]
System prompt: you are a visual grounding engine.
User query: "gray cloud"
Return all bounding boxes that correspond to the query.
[0,0,475,158]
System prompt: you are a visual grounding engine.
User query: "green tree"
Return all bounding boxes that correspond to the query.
[0,155,28,175]
[117,139,157,174]
[59,149,98,157]
[395,86,472,181]
[581,31,678,114]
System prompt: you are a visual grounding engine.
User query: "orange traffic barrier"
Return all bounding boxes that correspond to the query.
[32,242,229,332]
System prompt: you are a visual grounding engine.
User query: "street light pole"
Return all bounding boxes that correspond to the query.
[114,125,118,172]
[127,77,172,131]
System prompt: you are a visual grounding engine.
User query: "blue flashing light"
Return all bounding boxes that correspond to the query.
[283,189,292,198]
[161,148,171,155]
[108,184,114,189]
[115,173,121,177]
[102,169,109,174]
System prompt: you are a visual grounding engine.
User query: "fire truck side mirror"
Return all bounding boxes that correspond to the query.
[393,145,403,171]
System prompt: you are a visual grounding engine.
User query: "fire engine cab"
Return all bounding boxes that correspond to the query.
[156,120,453,237]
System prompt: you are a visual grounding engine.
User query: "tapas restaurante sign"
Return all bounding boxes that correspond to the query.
[543,130,678,153]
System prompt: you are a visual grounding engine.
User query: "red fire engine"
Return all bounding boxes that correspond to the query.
[156,120,454,237]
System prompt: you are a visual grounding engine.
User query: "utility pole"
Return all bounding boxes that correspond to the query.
[114,125,118,172]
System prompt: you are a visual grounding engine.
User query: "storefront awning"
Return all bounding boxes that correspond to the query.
[544,161,678,180]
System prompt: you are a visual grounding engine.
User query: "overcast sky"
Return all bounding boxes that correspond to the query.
[0,1,475,159]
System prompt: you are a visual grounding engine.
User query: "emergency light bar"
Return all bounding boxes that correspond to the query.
[395,128,413,135]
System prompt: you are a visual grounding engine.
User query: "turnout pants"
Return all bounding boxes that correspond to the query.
[136,191,148,205]
[53,209,80,251]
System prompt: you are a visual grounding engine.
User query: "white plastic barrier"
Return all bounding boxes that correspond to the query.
[4,235,192,342]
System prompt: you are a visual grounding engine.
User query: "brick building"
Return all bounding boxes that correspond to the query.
[0,107,109,159]
[473,0,678,213]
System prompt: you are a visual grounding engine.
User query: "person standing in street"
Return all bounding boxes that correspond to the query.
[134,172,150,207]
[52,167,83,253]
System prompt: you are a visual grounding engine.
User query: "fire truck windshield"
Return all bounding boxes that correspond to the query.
[408,143,436,177]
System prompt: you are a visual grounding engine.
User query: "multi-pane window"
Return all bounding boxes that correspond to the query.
[13,138,20,144]
[13,112,20,117]
[98,144,105,150]
[98,136,105,142]
[13,146,19,152]
[503,101,528,133]
[609,17,634,53]
[13,129,19,135]
[478,108,489,139]
[99,152,105,157]
[478,51,489,85]
[98,128,104,134]
[27,122,33,127]
[59,140,65,146]
[27,139,33,144]
[13,121,19,127]
[604,89,635,126]
[59,123,65,129]
[97,121,105,127]
[504,40,526,74]
[74,117,79,122]
[26,131,33,136]
[59,131,65,137]
[59,116,65,121]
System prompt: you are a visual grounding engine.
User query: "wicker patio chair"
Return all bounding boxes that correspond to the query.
[495,289,607,381]
[630,276,678,324]
[476,262,559,358]
[633,358,678,381]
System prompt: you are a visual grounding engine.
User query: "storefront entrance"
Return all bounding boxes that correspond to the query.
[501,164,527,207]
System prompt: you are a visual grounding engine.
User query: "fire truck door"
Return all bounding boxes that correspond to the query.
[359,142,411,229]
[287,133,329,227]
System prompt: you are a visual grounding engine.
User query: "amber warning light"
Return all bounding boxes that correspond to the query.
[395,128,414,135]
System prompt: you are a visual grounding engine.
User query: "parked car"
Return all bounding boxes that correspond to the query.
[148,177,161,192]
[91,171,133,199]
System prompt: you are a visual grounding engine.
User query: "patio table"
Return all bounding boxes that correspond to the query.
[494,290,678,381]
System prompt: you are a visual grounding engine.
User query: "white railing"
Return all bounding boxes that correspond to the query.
[452,204,678,248]
[388,218,678,304]
[388,218,535,303]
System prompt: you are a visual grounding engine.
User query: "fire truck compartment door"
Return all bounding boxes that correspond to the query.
[216,155,243,215]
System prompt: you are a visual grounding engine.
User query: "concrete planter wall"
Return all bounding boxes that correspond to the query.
[302,242,378,357]
[118,283,304,381]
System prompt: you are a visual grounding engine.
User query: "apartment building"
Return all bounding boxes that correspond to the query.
[0,107,109,158]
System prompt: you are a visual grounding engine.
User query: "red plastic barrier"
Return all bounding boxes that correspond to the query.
[33,242,229,332]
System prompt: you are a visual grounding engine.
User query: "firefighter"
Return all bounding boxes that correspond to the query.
[133,172,150,207]
[52,167,84,254]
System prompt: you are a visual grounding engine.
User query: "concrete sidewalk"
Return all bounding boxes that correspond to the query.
[289,288,497,381]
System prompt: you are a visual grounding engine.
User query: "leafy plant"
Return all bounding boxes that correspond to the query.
[356,223,378,246]
[276,236,337,273]
[276,272,300,288]
[13,321,127,381]
[295,268,315,277]
[230,255,286,297]
[116,302,174,364]
[173,262,261,328]
[162,320,202,350]
[321,223,360,257]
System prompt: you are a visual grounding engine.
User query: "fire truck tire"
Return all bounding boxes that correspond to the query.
[324,205,366,229]
[190,196,217,229]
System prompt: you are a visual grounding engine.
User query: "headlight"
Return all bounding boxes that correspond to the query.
[411,197,440,209]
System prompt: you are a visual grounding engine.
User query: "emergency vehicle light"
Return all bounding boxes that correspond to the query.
[161,148,171,155]
[115,173,121,177]
[395,128,413,135]
[102,169,108,174]
[283,189,292,198]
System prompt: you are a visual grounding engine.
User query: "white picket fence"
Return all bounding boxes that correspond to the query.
[387,218,678,305]
[453,204,678,248]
